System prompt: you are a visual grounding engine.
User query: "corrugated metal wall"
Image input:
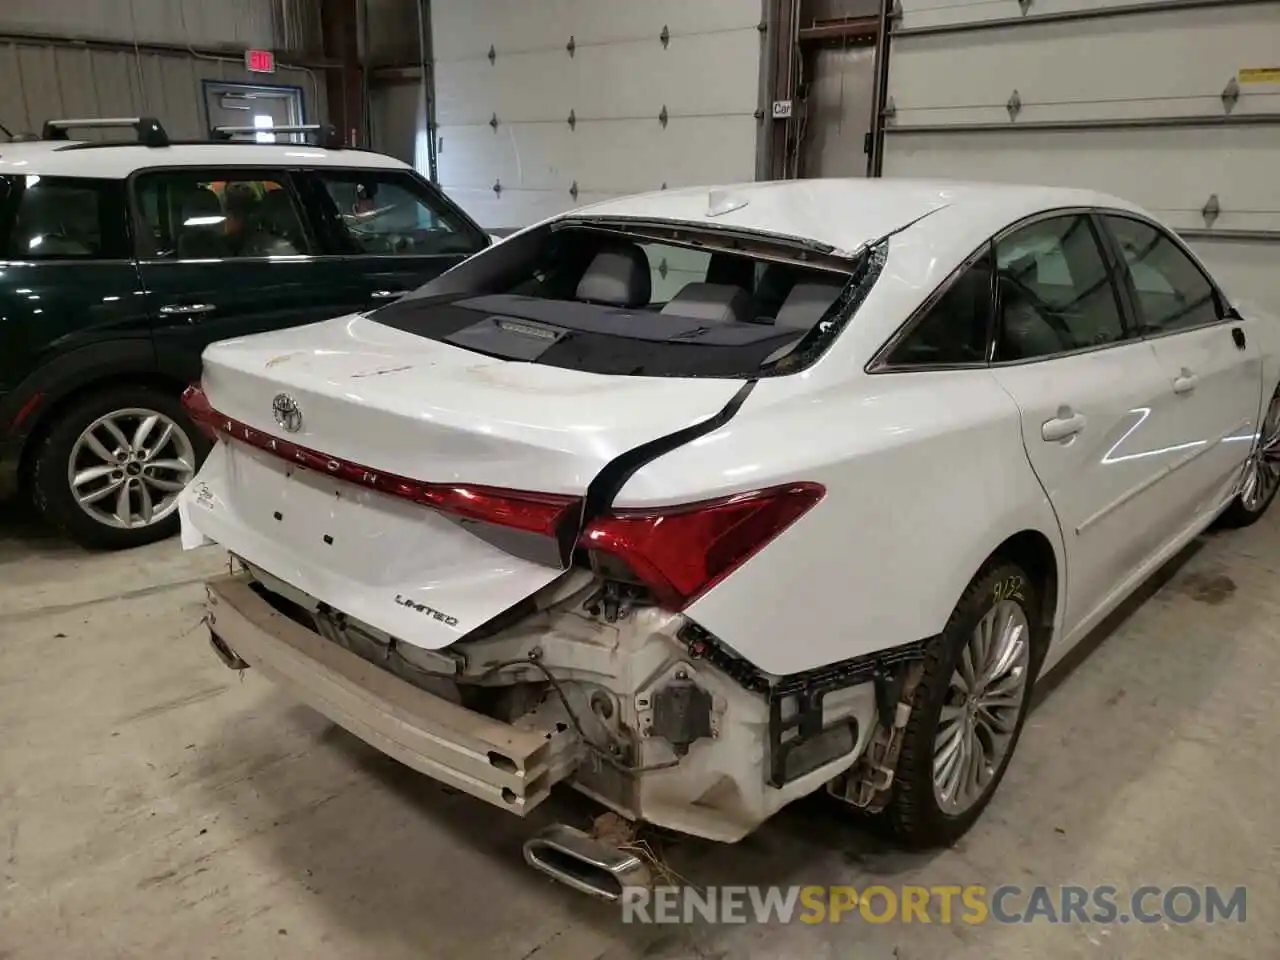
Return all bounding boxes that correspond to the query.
[0,0,325,140]
[0,0,311,49]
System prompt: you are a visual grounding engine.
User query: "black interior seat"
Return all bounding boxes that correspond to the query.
[176,185,230,259]
[997,275,1068,360]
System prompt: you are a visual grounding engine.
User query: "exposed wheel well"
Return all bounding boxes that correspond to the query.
[16,372,189,488]
[991,529,1059,640]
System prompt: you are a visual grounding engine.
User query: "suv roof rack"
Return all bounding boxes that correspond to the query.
[42,117,170,147]
[210,122,343,149]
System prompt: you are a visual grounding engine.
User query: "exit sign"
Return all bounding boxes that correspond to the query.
[245,49,275,73]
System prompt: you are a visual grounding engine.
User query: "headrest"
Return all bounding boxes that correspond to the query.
[575,244,652,307]
[178,185,224,219]
[774,279,845,330]
[660,283,751,325]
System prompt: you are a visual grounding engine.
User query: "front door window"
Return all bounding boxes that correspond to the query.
[310,171,485,257]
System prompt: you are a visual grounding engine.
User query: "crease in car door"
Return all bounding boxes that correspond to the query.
[986,213,1181,634]
[1100,214,1263,526]
[133,168,360,383]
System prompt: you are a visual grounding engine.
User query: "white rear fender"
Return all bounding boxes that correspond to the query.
[617,370,1063,676]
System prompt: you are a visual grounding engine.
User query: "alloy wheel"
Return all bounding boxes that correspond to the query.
[933,599,1031,815]
[67,408,196,530]
[1239,394,1280,513]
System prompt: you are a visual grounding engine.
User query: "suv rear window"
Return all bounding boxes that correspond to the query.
[0,175,127,260]
[370,223,866,378]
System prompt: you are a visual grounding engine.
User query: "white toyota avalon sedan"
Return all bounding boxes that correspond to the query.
[179,179,1280,899]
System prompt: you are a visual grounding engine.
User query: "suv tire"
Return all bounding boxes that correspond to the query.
[31,385,210,550]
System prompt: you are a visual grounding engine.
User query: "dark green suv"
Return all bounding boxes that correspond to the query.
[0,119,490,548]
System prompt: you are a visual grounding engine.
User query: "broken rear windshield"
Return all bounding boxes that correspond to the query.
[368,221,869,378]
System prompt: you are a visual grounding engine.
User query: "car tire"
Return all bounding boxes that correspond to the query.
[881,559,1044,848]
[1218,386,1280,529]
[31,385,210,550]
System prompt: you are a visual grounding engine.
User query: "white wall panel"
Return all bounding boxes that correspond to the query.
[431,0,765,229]
[435,29,761,126]
[438,117,759,195]
[887,127,1280,232]
[889,7,1280,126]
[882,0,1280,311]
[1191,240,1280,309]
[432,0,761,61]
[899,0,1230,31]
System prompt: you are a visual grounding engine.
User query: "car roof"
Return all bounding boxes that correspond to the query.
[569,178,1146,258]
[0,140,411,179]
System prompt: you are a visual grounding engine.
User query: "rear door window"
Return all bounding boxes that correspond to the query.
[1,176,128,260]
[993,215,1129,362]
[886,251,994,367]
[133,170,312,259]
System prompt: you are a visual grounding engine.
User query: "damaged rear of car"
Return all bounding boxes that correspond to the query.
[181,198,906,899]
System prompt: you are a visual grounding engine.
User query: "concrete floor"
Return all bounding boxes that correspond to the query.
[1,502,1277,960]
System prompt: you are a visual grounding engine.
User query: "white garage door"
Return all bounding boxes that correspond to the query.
[430,0,765,231]
[880,0,1280,312]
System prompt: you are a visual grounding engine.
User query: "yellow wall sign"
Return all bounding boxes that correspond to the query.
[1239,67,1280,84]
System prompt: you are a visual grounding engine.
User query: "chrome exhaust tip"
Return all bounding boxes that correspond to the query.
[523,824,651,901]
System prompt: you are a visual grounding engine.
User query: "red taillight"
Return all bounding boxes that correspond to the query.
[180,383,580,539]
[181,383,217,439]
[578,483,825,611]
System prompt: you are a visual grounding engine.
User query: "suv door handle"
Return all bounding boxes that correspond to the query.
[1231,326,1247,350]
[370,289,403,300]
[1042,406,1086,442]
[1173,367,1199,395]
[158,303,216,316]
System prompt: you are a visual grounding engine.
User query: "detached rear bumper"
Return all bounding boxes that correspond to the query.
[204,573,579,814]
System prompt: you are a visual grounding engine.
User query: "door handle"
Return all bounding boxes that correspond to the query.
[1042,405,1086,443]
[158,303,216,316]
[1231,326,1247,350]
[370,289,403,300]
[1173,367,1199,395]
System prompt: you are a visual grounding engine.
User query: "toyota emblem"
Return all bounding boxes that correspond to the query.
[272,393,303,433]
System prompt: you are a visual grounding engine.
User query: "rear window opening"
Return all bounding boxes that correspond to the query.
[369,220,868,378]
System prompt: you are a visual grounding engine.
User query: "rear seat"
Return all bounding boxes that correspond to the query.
[660,282,752,325]
[773,280,845,330]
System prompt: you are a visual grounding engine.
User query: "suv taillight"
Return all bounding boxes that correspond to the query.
[577,483,825,610]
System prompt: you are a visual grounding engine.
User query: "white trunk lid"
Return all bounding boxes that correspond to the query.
[180,314,742,649]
